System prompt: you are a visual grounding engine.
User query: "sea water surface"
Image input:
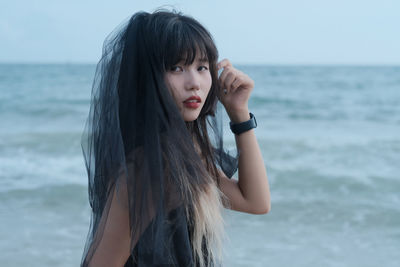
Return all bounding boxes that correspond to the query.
[0,64,399,266]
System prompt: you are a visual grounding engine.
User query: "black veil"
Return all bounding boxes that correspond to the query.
[80,11,238,267]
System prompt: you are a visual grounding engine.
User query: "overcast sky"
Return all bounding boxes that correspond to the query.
[1,0,399,65]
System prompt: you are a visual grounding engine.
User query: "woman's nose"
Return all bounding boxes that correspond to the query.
[185,71,201,91]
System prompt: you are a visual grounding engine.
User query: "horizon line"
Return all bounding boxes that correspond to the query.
[1,61,400,67]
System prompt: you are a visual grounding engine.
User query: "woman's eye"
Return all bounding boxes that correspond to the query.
[198,66,209,71]
[170,66,183,72]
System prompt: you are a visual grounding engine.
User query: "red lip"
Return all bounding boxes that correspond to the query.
[183,95,201,109]
[183,95,202,103]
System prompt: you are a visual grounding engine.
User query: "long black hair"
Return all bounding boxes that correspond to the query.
[81,10,238,267]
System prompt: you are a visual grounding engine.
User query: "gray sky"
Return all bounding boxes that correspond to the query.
[1,0,399,65]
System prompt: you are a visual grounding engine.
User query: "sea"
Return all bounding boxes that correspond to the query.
[0,64,399,267]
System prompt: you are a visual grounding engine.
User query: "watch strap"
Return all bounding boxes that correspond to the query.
[229,112,257,135]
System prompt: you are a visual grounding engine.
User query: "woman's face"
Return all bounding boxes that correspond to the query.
[164,55,212,122]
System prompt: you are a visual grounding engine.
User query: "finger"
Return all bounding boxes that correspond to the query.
[232,73,254,92]
[219,88,228,98]
[231,77,242,91]
[217,84,228,99]
[217,58,232,70]
[224,72,236,91]
[218,67,231,88]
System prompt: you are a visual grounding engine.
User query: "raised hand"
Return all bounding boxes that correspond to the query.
[217,59,254,123]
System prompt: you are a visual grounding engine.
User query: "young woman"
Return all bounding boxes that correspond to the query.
[80,10,270,267]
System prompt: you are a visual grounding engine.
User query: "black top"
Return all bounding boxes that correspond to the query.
[124,205,194,267]
[124,149,237,267]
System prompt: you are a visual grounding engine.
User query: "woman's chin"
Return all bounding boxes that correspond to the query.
[184,117,198,122]
[182,112,200,122]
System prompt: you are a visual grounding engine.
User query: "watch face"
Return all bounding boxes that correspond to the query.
[249,113,257,126]
[230,113,257,135]
[253,114,257,126]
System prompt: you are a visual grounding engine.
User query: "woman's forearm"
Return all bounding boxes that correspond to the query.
[230,110,271,213]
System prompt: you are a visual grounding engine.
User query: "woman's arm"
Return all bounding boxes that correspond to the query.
[84,149,179,267]
[234,119,270,214]
[217,59,271,214]
[87,184,132,267]
[84,152,156,267]
[218,127,270,214]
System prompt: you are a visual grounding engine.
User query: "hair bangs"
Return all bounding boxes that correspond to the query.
[163,20,216,69]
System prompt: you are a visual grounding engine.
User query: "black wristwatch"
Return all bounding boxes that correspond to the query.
[229,112,257,135]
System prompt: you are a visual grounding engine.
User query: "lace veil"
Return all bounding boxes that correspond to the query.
[80,10,238,266]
